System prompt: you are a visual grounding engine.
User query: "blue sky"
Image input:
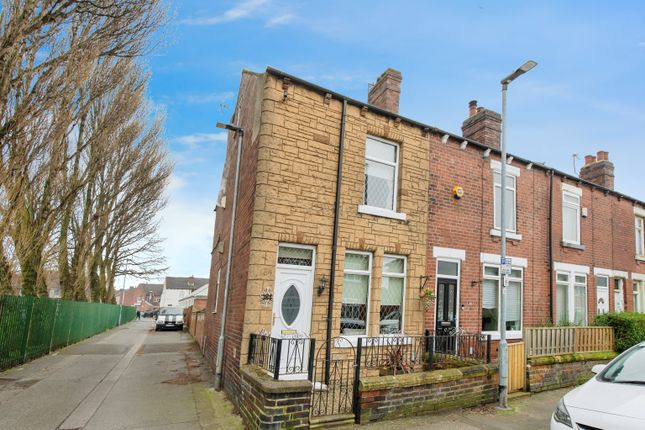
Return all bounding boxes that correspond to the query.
[143,0,645,285]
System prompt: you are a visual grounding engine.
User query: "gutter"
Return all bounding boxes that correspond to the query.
[265,66,645,208]
[325,99,347,385]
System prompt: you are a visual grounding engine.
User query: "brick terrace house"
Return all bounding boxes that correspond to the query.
[203,67,645,410]
[159,276,209,308]
[115,283,163,312]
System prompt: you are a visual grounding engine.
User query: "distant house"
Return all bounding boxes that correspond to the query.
[159,276,208,308]
[178,283,209,309]
[10,271,61,298]
[115,283,163,311]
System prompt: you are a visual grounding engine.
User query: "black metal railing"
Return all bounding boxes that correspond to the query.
[247,333,315,380]
[357,333,491,376]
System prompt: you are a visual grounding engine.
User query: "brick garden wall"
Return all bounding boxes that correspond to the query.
[526,351,617,393]
[239,366,311,430]
[358,363,498,424]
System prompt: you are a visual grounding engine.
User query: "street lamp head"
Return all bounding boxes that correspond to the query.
[501,60,538,85]
[216,122,244,133]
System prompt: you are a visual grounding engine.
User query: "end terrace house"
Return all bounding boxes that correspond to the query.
[203,67,645,421]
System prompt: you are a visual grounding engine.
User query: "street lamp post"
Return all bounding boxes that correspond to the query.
[498,60,537,409]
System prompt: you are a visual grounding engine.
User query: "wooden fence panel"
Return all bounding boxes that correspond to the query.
[525,326,614,357]
[508,341,526,393]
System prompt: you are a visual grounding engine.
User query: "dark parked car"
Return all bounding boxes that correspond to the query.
[155,307,184,331]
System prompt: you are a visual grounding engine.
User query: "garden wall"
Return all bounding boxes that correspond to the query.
[527,351,617,393]
[239,365,311,430]
[358,363,498,424]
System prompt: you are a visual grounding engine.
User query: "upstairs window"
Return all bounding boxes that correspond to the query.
[562,191,581,244]
[364,137,399,211]
[636,217,644,257]
[493,171,517,233]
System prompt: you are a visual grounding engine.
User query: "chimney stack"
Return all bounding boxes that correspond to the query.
[368,68,402,114]
[579,150,614,190]
[461,101,502,149]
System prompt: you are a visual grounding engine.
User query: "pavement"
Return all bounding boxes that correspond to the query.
[0,319,569,430]
[0,319,243,430]
[352,389,567,430]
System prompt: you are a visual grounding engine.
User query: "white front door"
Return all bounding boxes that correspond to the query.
[597,286,609,315]
[614,279,624,312]
[271,245,315,380]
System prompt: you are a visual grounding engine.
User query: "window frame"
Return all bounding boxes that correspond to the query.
[363,136,400,212]
[435,258,461,332]
[562,190,581,245]
[481,264,523,338]
[556,270,588,324]
[636,217,645,257]
[380,254,407,336]
[595,274,609,315]
[493,171,517,233]
[340,250,373,338]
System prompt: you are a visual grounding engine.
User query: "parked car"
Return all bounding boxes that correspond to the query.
[155,307,184,331]
[551,341,645,430]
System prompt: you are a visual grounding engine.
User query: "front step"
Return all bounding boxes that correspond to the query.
[309,413,355,429]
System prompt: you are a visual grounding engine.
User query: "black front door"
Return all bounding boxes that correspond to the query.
[435,278,457,353]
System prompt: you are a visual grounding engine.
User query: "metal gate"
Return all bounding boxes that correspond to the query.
[310,337,357,419]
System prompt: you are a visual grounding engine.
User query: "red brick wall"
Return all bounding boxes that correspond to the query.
[204,71,263,403]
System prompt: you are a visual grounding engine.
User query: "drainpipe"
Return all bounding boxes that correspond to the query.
[325,99,347,385]
[548,170,554,324]
[214,123,244,391]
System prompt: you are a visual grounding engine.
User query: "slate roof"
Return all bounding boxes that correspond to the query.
[138,283,163,296]
[164,276,209,291]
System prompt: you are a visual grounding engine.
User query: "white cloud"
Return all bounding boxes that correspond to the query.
[183,91,235,105]
[172,132,228,147]
[265,13,296,27]
[180,0,269,25]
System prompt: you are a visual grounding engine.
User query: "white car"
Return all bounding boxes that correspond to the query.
[155,307,184,331]
[551,341,645,430]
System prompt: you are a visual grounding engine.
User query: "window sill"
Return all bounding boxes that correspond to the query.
[481,331,523,341]
[636,255,645,262]
[358,205,407,221]
[490,229,522,241]
[561,240,586,251]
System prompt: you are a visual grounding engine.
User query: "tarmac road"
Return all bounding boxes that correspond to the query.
[0,320,243,430]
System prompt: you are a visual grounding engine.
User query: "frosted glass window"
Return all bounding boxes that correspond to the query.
[341,252,371,335]
[493,172,517,232]
[636,218,644,256]
[562,191,581,243]
[364,137,399,211]
[380,255,406,335]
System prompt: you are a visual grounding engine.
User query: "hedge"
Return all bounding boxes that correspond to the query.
[593,312,645,352]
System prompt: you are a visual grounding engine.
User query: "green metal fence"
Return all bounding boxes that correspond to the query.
[0,295,136,371]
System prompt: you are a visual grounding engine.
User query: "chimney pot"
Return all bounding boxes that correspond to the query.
[584,155,596,165]
[580,150,614,190]
[368,68,402,113]
[468,100,478,117]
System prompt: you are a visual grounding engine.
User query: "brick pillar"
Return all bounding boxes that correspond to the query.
[368,68,402,114]
[461,100,502,149]
[580,150,615,190]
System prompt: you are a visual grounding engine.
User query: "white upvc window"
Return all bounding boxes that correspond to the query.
[614,278,625,312]
[340,251,372,336]
[556,272,587,325]
[493,171,517,233]
[635,217,644,257]
[562,190,581,244]
[380,255,406,335]
[596,275,609,315]
[363,136,399,212]
[481,264,523,335]
[633,280,643,313]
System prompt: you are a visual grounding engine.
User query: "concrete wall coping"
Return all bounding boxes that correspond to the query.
[359,363,499,391]
[240,365,312,394]
[527,351,617,366]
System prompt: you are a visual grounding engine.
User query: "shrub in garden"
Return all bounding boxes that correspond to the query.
[593,312,645,352]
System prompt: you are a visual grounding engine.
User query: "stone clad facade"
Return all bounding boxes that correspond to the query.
[204,66,645,420]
